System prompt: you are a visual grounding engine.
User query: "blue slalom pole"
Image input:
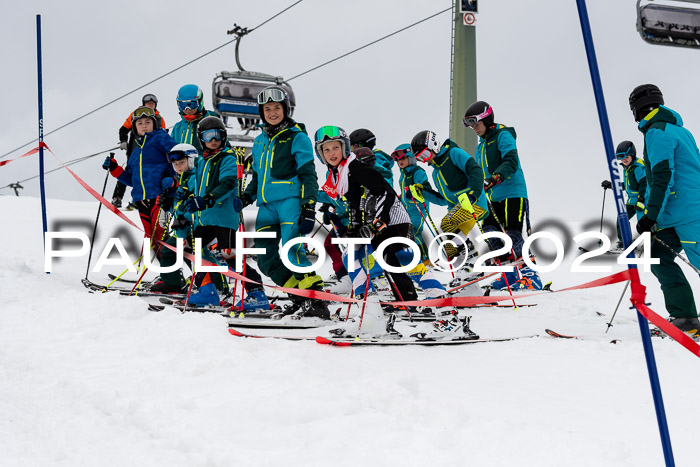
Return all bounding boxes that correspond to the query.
[37,14,49,262]
[575,1,674,465]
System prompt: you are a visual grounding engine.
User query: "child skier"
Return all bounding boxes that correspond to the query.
[174,116,270,307]
[241,86,328,318]
[102,106,177,254]
[171,84,220,153]
[409,130,488,284]
[393,144,448,262]
[315,125,478,339]
[462,101,543,291]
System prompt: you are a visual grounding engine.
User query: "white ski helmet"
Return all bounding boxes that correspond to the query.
[167,143,198,171]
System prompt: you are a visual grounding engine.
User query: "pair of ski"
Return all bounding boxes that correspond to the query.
[228,327,538,346]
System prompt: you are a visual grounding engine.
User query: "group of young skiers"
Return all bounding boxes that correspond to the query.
[100,81,700,340]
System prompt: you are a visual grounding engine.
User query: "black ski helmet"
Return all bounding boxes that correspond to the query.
[615,141,636,160]
[629,84,664,122]
[197,115,228,148]
[349,128,377,150]
[257,86,292,124]
[463,101,494,128]
[354,147,376,166]
[410,130,440,163]
[142,93,158,106]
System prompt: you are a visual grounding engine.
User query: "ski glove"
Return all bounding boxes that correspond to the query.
[359,219,387,238]
[405,184,424,203]
[298,202,316,235]
[161,177,178,191]
[103,156,118,171]
[636,215,655,234]
[601,180,612,190]
[457,192,475,214]
[119,141,128,151]
[186,194,215,212]
[484,173,503,191]
[156,193,173,212]
[174,187,190,202]
[232,197,243,213]
[240,193,253,208]
[171,215,190,230]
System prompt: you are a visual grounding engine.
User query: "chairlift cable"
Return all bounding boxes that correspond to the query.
[287,6,451,82]
[0,0,305,161]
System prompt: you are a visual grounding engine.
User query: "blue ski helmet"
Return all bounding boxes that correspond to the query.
[176,84,204,114]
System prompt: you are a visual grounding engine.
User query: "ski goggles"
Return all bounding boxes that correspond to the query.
[463,106,493,127]
[257,87,286,105]
[615,148,634,159]
[414,148,434,163]
[391,148,411,161]
[177,99,200,112]
[200,129,224,143]
[315,125,344,142]
[132,106,156,120]
[142,94,158,104]
[168,148,198,162]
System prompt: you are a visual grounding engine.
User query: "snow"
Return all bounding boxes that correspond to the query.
[1,195,699,467]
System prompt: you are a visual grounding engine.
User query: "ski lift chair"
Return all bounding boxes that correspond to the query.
[637,0,700,49]
[212,71,296,132]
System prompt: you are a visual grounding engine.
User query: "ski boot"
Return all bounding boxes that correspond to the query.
[508,265,543,291]
[187,283,221,307]
[652,317,700,340]
[328,294,387,337]
[329,274,353,295]
[234,289,271,312]
[111,196,122,208]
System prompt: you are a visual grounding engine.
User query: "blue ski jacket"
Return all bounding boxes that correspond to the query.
[116,128,177,202]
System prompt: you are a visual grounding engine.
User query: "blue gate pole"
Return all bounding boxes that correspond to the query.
[37,15,49,267]
[575,1,675,465]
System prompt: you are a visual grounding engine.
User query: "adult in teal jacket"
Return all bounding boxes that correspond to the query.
[241,86,326,318]
[171,84,220,154]
[630,84,700,335]
[394,144,448,261]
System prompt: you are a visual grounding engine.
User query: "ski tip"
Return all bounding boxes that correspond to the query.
[315,336,351,346]
[228,328,245,337]
[545,328,575,339]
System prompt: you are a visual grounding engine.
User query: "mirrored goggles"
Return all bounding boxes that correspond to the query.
[463,106,493,127]
[177,99,200,112]
[257,87,286,105]
[414,148,434,162]
[201,129,224,143]
[315,125,343,142]
[168,149,197,162]
[142,94,158,104]
[391,149,411,161]
[133,106,156,119]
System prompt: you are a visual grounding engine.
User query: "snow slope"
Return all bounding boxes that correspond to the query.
[1,195,699,467]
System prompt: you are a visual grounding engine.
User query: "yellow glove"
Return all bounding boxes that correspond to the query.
[457,193,475,214]
[408,184,424,203]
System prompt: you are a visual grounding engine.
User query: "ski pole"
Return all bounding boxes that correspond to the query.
[599,181,611,245]
[652,233,700,274]
[605,280,630,333]
[355,243,373,337]
[85,157,113,280]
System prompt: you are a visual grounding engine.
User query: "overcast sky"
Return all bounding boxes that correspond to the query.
[3,0,700,223]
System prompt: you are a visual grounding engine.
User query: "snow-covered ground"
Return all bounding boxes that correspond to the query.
[1,195,699,467]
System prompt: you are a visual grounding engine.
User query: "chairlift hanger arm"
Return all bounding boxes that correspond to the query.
[227,24,250,72]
